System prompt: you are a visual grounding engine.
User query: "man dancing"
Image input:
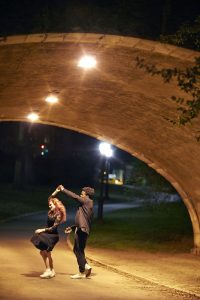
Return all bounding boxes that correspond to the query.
[56,185,94,279]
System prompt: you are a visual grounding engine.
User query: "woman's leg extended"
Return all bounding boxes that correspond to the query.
[40,250,55,278]
[39,250,53,278]
[40,250,48,269]
[46,251,56,278]
[46,251,53,270]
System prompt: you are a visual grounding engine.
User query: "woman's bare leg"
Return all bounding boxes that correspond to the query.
[40,250,48,269]
[46,251,53,270]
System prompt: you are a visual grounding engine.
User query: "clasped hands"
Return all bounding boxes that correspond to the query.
[56,184,64,192]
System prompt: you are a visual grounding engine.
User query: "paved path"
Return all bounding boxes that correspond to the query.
[0,204,200,300]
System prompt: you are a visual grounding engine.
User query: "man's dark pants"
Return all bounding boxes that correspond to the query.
[73,229,88,273]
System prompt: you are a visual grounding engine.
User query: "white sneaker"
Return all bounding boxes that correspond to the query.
[40,268,52,279]
[85,263,92,278]
[49,269,56,278]
[70,272,86,279]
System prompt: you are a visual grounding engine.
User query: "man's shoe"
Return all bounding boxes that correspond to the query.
[70,272,86,279]
[85,263,92,278]
[40,268,52,279]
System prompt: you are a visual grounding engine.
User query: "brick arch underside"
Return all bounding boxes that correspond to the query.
[0,33,200,250]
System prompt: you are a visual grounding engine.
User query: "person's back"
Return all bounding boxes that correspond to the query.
[75,195,93,234]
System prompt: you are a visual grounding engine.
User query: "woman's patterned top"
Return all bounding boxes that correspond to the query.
[44,211,62,234]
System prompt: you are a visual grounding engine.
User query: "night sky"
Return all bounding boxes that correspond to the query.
[0,0,199,39]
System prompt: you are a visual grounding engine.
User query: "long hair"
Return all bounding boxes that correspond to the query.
[48,197,67,223]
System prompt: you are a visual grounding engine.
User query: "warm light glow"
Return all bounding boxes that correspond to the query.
[78,55,97,69]
[27,112,39,122]
[99,142,113,158]
[45,95,58,104]
[115,179,123,185]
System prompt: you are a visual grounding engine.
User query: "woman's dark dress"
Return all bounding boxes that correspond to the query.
[31,211,62,252]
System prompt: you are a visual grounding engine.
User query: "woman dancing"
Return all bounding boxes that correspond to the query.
[31,196,66,279]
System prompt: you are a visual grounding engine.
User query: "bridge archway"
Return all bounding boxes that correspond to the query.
[0,33,200,252]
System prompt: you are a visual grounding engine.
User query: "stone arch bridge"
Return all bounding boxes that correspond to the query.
[0,33,200,252]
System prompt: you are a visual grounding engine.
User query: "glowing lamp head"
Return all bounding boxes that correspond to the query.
[99,142,113,158]
[78,55,97,69]
[27,112,39,122]
[45,95,58,104]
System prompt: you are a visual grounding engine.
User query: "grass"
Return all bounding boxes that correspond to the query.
[0,184,78,221]
[89,201,193,253]
[0,185,50,220]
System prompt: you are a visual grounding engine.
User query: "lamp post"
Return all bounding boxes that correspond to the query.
[98,142,113,221]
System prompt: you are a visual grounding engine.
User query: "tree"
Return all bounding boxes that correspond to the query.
[126,159,175,192]
[160,15,200,50]
[136,16,200,140]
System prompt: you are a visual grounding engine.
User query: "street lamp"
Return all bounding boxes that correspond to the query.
[27,112,39,122]
[98,142,113,221]
[78,55,97,69]
[45,94,58,104]
[99,142,113,158]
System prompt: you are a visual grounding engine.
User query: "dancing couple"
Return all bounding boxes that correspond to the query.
[31,185,94,279]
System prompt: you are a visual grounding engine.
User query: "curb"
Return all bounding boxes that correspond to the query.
[87,257,200,299]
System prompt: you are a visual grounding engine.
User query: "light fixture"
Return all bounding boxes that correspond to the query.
[99,142,113,158]
[27,112,39,122]
[45,95,58,104]
[78,55,97,69]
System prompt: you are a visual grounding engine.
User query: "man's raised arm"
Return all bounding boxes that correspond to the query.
[56,185,85,204]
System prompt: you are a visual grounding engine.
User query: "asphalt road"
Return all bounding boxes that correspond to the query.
[0,205,200,300]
